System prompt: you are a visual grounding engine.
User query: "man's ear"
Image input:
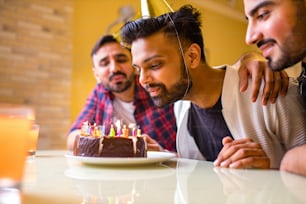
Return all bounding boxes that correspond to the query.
[92,67,101,83]
[133,66,139,76]
[186,43,201,69]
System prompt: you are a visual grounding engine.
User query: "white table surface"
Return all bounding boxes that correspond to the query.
[19,150,306,204]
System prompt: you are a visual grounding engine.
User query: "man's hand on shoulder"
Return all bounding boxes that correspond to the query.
[236,51,289,105]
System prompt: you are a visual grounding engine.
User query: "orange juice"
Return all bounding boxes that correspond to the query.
[0,105,33,188]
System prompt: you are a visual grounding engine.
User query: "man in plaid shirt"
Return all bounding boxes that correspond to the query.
[67,35,177,152]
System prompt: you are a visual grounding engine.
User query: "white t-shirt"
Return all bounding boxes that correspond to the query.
[112,98,136,126]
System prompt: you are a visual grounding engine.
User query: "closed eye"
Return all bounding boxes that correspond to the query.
[116,55,129,63]
[257,10,270,20]
[99,59,109,67]
[150,62,162,70]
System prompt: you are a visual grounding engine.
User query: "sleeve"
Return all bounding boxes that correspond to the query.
[276,78,306,149]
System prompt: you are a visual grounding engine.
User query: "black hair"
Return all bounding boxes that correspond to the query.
[120,5,206,61]
[90,35,118,57]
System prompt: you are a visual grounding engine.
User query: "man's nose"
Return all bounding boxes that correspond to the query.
[109,60,120,72]
[245,22,262,45]
[139,70,151,86]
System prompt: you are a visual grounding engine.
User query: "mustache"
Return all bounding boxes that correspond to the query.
[109,71,127,81]
[257,39,277,49]
[143,83,164,91]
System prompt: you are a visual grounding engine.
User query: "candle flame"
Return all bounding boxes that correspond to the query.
[115,120,121,128]
[128,123,136,129]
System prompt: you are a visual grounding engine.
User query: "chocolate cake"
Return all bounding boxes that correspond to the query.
[73,135,147,158]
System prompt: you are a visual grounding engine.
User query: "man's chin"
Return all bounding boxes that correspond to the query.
[152,98,170,108]
[268,59,291,71]
[109,83,131,93]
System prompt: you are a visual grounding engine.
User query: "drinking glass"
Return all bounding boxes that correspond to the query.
[28,124,40,157]
[0,188,21,204]
[0,104,34,189]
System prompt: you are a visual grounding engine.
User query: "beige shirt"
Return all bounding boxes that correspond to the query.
[175,65,306,168]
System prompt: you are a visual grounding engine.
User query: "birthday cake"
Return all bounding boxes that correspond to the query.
[73,122,147,158]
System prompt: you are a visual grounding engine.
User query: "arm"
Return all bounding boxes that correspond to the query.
[67,129,81,150]
[280,145,306,176]
[66,86,100,150]
[235,52,289,105]
[214,136,270,169]
[216,77,306,170]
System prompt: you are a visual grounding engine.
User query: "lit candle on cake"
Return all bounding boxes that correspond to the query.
[98,124,105,136]
[81,121,90,136]
[128,123,137,136]
[115,120,122,136]
[137,126,141,137]
[122,125,129,137]
[90,123,96,136]
[109,124,116,137]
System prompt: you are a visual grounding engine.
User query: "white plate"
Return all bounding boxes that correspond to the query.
[65,151,176,166]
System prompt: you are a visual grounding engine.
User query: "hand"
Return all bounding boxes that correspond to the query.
[237,52,289,105]
[143,134,165,152]
[67,129,81,150]
[214,136,270,169]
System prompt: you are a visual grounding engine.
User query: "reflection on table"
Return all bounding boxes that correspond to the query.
[21,150,306,204]
[64,161,176,203]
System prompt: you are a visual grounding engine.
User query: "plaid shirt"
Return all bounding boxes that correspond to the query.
[69,79,177,151]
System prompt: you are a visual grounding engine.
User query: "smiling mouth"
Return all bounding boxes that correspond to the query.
[257,40,276,58]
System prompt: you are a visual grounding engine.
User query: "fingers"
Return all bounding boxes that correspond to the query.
[227,156,270,169]
[237,53,289,105]
[237,51,265,95]
[261,69,289,105]
[144,134,164,151]
[261,67,276,105]
[214,138,270,169]
[222,136,233,145]
[267,71,283,104]
[238,65,250,93]
[147,143,164,151]
[214,138,254,166]
[248,61,264,103]
[218,148,270,169]
[279,70,289,97]
[238,60,265,103]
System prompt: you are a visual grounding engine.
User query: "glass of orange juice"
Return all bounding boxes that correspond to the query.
[0,104,34,189]
[28,124,40,157]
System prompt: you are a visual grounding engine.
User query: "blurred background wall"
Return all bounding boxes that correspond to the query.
[0,0,73,149]
[1,0,298,150]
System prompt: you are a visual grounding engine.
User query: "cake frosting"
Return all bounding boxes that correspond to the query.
[73,121,147,158]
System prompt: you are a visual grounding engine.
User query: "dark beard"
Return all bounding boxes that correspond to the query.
[268,46,306,71]
[105,72,134,93]
[144,63,191,108]
[268,7,306,71]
